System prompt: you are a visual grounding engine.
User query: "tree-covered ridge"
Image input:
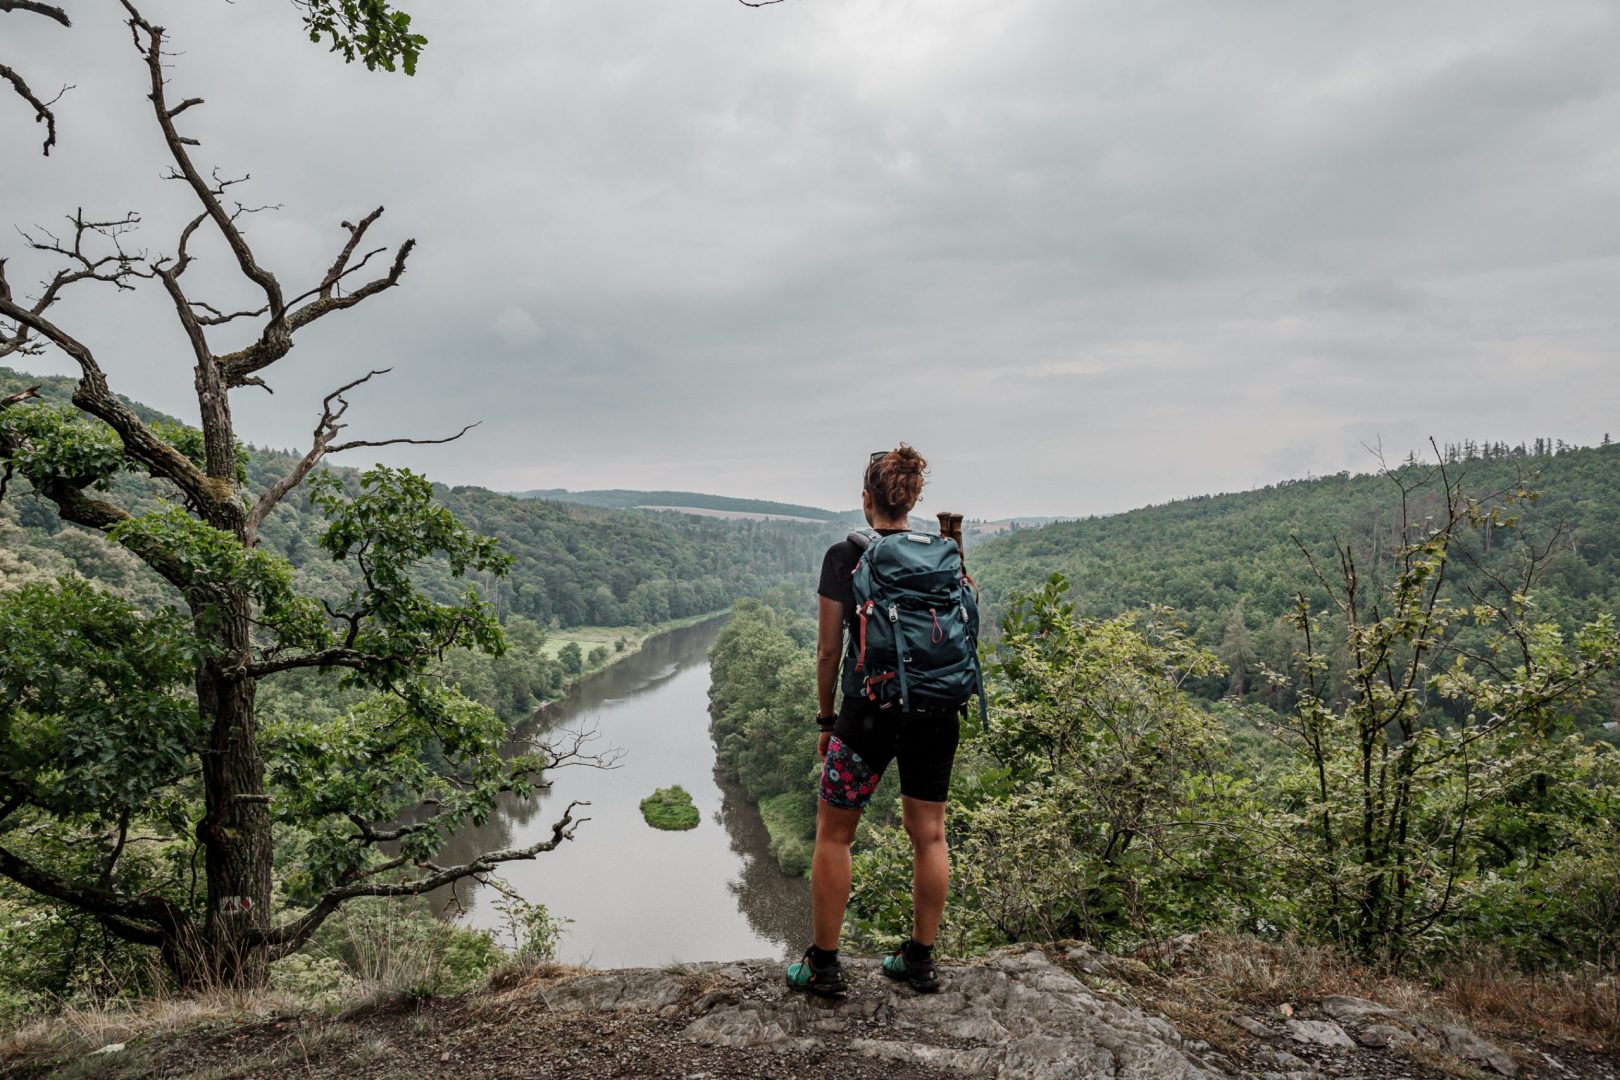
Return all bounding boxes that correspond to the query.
[509,487,841,522]
[972,441,1620,724]
[0,367,844,630]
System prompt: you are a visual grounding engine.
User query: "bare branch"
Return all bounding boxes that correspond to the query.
[122,4,288,326]
[245,367,389,537]
[121,12,415,392]
[3,210,154,365]
[221,231,415,388]
[321,207,385,298]
[240,647,369,679]
[0,61,67,156]
[0,841,184,940]
[259,801,588,960]
[1,2,69,154]
[327,423,478,456]
[510,725,625,774]
[0,384,39,409]
[246,367,476,537]
[160,211,207,278]
[281,248,387,311]
[190,300,269,326]
[0,2,70,25]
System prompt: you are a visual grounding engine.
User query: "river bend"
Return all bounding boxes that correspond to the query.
[430,616,811,967]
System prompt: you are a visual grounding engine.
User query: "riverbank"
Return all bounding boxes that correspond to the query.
[542,609,730,699]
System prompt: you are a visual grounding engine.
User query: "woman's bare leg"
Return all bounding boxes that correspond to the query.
[902,795,948,946]
[811,800,863,950]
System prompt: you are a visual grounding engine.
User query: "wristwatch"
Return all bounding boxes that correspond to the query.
[816,713,837,732]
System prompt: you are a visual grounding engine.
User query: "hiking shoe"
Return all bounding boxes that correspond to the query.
[786,947,847,997]
[882,940,941,993]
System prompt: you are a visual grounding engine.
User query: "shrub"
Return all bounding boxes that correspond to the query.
[758,792,815,876]
[298,897,501,998]
[557,642,583,675]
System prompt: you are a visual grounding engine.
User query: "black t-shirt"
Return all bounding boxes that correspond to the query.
[817,528,908,718]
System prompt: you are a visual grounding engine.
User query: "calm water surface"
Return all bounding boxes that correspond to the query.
[430,616,811,967]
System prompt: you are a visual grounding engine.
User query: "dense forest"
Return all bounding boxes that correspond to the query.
[972,441,1620,729]
[711,451,1620,975]
[0,368,843,631]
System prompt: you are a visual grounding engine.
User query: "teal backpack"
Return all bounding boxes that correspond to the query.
[842,529,987,728]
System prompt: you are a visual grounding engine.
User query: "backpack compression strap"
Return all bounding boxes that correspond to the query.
[887,602,911,709]
[973,653,988,732]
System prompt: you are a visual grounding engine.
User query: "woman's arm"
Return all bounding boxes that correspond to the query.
[816,595,843,716]
[816,595,844,754]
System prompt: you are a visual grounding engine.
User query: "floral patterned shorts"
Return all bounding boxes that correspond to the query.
[818,712,958,809]
[819,735,883,810]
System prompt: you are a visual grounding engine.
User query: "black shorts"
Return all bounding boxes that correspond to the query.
[818,710,960,809]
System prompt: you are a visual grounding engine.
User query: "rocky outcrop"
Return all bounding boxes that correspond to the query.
[1218,992,1528,1079]
[26,942,1572,1080]
[1319,994,1520,1076]
[677,947,1225,1079]
[524,943,1539,1079]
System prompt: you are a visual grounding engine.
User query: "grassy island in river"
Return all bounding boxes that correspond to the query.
[640,786,701,831]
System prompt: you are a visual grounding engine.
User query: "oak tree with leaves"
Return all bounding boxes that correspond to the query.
[0,4,585,989]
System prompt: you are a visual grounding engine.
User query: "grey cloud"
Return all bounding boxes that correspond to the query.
[5,0,1619,519]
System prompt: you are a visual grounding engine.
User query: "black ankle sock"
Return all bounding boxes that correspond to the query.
[903,939,934,962]
[808,945,839,967]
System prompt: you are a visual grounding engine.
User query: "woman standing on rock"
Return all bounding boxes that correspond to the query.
[787,444,981,997]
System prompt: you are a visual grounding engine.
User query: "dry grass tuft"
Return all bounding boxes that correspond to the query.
[483,957,591,995]
[1171,933,1377,1003]
[1102,933,1619,1055]
[1437,952,1619,1051]
[0,986,310,1068]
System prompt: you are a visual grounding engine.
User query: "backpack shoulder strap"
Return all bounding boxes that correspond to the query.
[848,529,877,551]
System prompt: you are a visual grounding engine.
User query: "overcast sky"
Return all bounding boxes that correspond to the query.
[6,1,1619,519]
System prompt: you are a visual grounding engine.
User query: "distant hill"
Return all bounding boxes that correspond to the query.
[965,516,1071,541]
[509,488,842,522]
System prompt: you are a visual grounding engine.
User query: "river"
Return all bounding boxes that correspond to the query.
[429,615,812,968]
